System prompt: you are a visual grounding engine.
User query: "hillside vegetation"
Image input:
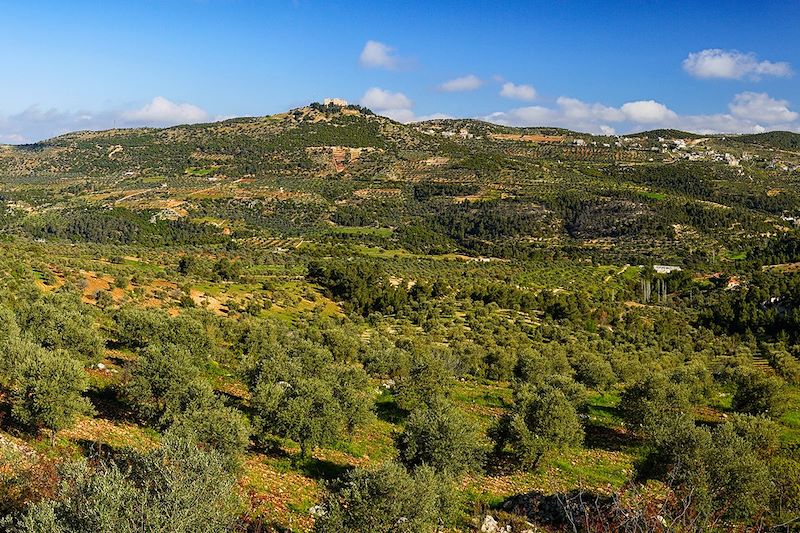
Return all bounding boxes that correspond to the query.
[0,103,799,532]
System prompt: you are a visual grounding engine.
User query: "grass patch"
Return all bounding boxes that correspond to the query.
[643,191,667,201]
[184,166,219,177]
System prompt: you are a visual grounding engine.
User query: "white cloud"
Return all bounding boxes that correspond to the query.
[557,97,625,122]
[438,75,483,92]
[121,96,210,125]
[359,87,449,124]
[683,49,792,80]
[482,92,799,134]
[729,92,798,123]
[0,97,216,144]
[380,109,418,123]
[359,87,415,122]
[620,100,678,123]
[414,112,454,122]
[360,87,413,111]
[359,40,403,70]
[484,105,558,126]
[500,82,537,101]
[484,97,626,134]
[0,105,115,144]
[670,114,766,135]
[0,133,26,144]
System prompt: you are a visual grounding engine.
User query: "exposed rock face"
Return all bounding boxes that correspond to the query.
[480,515,499,532]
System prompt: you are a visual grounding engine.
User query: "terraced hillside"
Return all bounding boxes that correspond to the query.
[1,102,799,267]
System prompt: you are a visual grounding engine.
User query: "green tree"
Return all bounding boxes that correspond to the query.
[10,347,91,444]
[571,352,616,391]
[731,367,788,419]
[0,305,21,345]
[0,337,37,389]
[704,423,772,521]
[490,385,583,470]
[168,403,251,470]
[728,413,781,459]
[273,378,343,459]
[636,417,773,525]
[177,255,197,275]
[395,400,482,477]
[114,308,215,360]
[331,365,374,436]
[619,372,693,434]
[122,343,213,426]
[315,462,458,533]
[393,349,452,411]
[13,437,242,532]
[16,293,104,362]
[769,456,800,522]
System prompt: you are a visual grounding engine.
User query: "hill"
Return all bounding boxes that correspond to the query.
[624,128,706,140]
[0,101,798,265]
[0,102,799,531]
[735,130,800,151]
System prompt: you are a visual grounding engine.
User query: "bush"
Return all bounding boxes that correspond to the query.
[490,384,583,470]
[9,347,92,443]
[10,437,242,532]
[731,367,788,419]
[395,400,482,476]
[122,343,214,426]
[330,365,374,435]
[15,293,104,362]
[619,372,692,434]
[315,462,458,533]
[636,417,772,524]
[168,404,251,469]
[393,349,452,411]
[272,378,343,458]
[570,352,616,391]
[114,307,215,360]
[769,456,800,522]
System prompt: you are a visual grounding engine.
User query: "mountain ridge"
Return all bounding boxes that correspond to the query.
[4,102,799,149]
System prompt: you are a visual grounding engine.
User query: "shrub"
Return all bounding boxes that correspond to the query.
[490,385,583,470]
[395,400,482,476]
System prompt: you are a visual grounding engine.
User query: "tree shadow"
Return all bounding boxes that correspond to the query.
[483,450,524,477]
[0,400,34,438]
[72,438,125,461]
[374,397,407,424]
[83,385,137,424]
[241,518,295,533]
[296,456,351,481]
[250,437,352,482]
[583,423,642,452]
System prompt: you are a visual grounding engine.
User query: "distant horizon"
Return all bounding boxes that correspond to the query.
[1,1,798,143]
[4,101,800,146]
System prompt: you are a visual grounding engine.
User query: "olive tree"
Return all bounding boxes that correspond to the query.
[315,462,458,533]
[273,378,343,459]
[168,403,251,469]
[13,437,242,532]
[122,343,214,426]
[731,367,788,419]
[619,372,693,434]
[10,346,92,444]
[490,385,583,470]
[395,399,482,476]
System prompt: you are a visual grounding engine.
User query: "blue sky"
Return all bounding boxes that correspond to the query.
[1,0,799,142]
